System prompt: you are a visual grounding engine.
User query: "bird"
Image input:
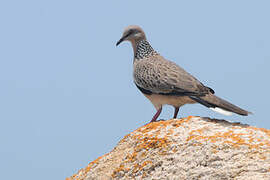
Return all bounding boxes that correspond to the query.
[116,25,251,122]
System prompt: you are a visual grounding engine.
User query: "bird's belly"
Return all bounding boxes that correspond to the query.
[143,93,196,109]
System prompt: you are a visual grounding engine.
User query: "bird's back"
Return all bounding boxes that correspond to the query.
[133,54,210,96]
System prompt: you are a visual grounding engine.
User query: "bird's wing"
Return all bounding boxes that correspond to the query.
[133,56,211,96]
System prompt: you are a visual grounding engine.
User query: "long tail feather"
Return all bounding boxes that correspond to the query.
[190,94,252,116]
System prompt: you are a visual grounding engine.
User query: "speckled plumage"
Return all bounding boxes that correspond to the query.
[117,25,251,122]
[134,40,157,60]
[133,54,209,96]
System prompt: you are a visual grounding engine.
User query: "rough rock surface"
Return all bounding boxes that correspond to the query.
[68,117,270,180]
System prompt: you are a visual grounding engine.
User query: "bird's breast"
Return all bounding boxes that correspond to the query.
[143,93,196,109]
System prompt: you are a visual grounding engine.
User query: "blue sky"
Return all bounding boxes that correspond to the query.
[0,0,269,179]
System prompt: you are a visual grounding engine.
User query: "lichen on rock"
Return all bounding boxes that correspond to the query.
[67,116,270,180]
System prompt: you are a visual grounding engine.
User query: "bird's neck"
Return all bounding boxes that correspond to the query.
[133,40,157,60]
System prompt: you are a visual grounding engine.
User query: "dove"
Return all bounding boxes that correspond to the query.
[117,25,251,122]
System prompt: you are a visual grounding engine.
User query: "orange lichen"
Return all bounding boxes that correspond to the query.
[68,153,109,180]
[212,149,218,154]
[172,146,178,153]
[142,171,148,178]
[129,160,153,174]
[110,118,195,178]
[249,127,270,138]
[168,128,174,136]
[187,126,270,150]
[134,136,170,152]
[248,136,254,143]
[132,163,140,173]
[119,134,131,143]
[259,155,267,160]
[68,116,270,180]
[189,127,207,137]
[126,151,138,162]
[141,160,153,168]
[111,164,130,178]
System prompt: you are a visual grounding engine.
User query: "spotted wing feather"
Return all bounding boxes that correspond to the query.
[133,56,210,96]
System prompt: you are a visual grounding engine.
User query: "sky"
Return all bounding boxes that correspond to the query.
[0,0,269,179]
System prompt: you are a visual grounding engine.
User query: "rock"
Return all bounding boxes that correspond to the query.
[67,116,270,180]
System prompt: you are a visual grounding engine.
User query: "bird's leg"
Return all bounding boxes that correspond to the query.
[151,107,162,122]
[173,107,179,119]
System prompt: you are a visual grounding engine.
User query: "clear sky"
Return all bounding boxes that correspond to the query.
[0,0,269,179]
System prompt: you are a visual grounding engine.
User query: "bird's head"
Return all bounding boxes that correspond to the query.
[116,25,146,46]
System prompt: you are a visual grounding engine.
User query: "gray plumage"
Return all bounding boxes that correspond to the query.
[133,54,209,95]
[116,25,251,122]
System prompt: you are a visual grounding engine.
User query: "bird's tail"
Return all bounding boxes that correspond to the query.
[189,94,252,116]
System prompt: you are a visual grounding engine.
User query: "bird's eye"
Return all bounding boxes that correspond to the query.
[124,30,134,38]
[128,30,135,35]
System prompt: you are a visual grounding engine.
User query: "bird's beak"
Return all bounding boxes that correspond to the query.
[116,36,125,46]
[116,32,132,46]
